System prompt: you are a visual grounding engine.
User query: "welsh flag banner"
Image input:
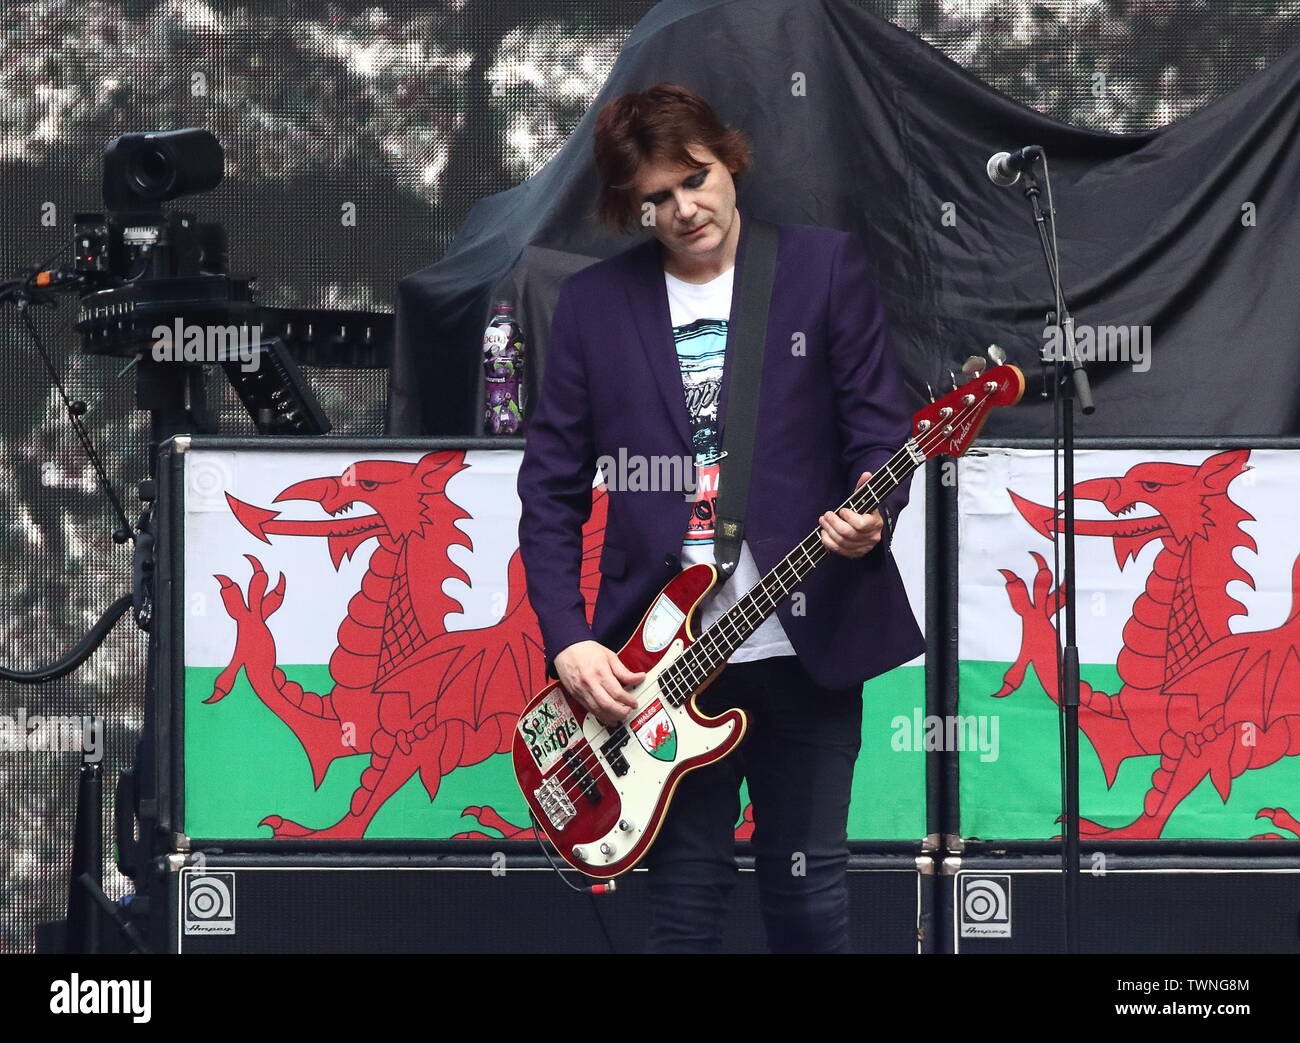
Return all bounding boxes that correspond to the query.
[180,445,927,843]
[957,447,1300,842]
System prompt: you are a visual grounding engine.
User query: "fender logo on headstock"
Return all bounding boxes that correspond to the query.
[912,364,1026,461]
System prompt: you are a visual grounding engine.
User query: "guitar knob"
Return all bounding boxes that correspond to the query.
[572,845,589,862]
[618,819,634,832]
[599,842,615,857]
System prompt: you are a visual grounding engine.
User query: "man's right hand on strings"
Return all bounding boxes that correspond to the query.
[554,640,645,726]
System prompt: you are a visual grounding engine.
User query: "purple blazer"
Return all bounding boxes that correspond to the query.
[516,211,924,690]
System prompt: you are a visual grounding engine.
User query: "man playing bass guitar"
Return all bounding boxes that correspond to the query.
[517,83,923,953]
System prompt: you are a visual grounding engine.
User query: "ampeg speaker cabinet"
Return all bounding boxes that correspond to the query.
[943,854,1300,953]
[162,852,935,953]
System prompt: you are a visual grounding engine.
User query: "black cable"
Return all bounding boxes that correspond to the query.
[2,243,136,545]
[0,594,134,683]
[16,302,135,544]
[528,810,618,953]
[584,883,619,955]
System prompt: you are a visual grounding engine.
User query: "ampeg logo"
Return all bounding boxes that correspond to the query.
[959,875,1011,938]
[183,871,236,935]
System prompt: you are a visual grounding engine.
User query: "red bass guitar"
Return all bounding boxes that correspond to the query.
[513,362,1025,877]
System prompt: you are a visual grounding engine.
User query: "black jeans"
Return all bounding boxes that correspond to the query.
[641,654,863,953]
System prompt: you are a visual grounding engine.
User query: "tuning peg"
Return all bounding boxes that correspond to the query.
[961,355,987,377]
[925,382,936,403]
[987,344,1007,366]
[949,371,961,391]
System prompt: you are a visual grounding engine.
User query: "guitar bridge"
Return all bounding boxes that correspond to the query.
[534,774,576,830]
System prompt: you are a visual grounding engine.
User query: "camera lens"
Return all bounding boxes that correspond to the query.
[130,146,176,198]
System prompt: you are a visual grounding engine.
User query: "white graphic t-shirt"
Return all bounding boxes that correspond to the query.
[664,266,796,662]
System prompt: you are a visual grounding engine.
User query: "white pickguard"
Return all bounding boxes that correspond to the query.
[567,638,739,871]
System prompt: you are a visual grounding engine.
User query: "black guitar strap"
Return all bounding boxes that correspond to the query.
[712,217,779,586]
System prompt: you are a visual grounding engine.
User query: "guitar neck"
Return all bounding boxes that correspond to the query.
[664,439,924,692]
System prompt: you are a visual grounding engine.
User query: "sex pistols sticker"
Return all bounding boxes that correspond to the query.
[519,690,582,772]
[631,698,677,762]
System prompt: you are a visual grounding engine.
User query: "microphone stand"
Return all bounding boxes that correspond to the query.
[1018,150,1094,954]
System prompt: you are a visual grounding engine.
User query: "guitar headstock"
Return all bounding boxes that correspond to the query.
[911,363,1024,461]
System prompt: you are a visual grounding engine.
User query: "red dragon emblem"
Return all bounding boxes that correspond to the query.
[206,450,606,840]
[996,449,1300,839]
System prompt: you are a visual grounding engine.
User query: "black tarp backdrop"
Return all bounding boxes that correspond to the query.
[388,0,1300,439]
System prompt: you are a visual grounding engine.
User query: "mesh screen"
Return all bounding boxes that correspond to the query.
[1,0,1296,952]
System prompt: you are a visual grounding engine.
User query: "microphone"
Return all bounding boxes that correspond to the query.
[986,146,1043,188]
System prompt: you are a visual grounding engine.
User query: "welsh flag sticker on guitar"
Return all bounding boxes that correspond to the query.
[631,699,677,761]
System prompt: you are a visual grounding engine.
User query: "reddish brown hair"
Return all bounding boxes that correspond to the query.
[592,82,752,235]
